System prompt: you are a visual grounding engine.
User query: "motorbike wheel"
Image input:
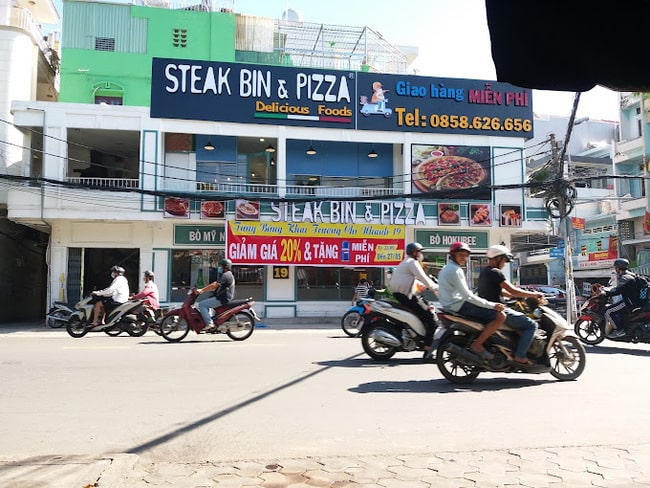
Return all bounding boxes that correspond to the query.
[574,317,605,345]
[160,315,190,342]
[104,327,123,336]
[225,312,255,341]
[436,331,480,384]
[341,311,362,337]
[127,320,148,337]
[46,309,68,328]
[66,316,88,338]
[548,336,586,381]
[361,325,398,360]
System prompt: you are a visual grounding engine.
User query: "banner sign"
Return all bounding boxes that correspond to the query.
[151,58,533,137]
[576,232,618,268]
[174,225,225,245]
[226,221,405,266]
[415,230,489,250]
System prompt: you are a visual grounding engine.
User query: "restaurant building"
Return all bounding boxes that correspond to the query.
[8,0,546,317]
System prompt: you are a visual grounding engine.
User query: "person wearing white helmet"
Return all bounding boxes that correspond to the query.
[477,245,545,369]
[90,265,130,326]
[437,241,506,361]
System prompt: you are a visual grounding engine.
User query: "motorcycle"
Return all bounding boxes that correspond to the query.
[341,287,379,337]
[436,297,586,384]
[574,293,650,345]
[45,301,76,328]
[359,295,442,360]
[66,296,152,338]
[159,288,258,343]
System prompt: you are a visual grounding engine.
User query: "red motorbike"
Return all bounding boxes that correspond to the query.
[159,288,258,342]
[574,290,650,345]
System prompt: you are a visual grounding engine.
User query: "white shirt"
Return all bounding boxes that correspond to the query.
[389,257,438,298]
[95,275,130,303]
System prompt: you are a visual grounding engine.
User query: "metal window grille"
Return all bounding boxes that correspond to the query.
[94,37,115,51]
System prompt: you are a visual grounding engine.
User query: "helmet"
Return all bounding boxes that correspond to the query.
[405,242,424,256]
[614,258,629,270]
[220,258,233,269]
[111,265,125,275]
[144,270,154,279]
[486,244,513,262]
[449,241,471,253]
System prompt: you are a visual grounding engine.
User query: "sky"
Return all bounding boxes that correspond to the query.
[229,0,620,122]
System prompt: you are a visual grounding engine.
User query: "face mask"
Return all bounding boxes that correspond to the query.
[111,273,117,279]
[417,253,424,262]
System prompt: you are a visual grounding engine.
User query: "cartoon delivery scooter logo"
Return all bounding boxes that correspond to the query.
[360,81,392,118]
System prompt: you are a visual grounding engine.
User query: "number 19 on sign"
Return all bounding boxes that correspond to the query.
[273,266,289,279]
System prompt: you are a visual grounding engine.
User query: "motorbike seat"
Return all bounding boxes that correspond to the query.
[438,308,519,333]
[222,298,252,307]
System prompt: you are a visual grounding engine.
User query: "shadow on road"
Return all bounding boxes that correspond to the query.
[349,376,552,394]
[584,344,650,357]
[316,357,432,368]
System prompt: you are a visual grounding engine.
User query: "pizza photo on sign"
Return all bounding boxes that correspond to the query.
[469,203,492,226]
[438,203,460,225]
[500,204,522,227]
[235,199,260,220]
[411,144,491,200]
[164,197,190,218]
[200,200,225,219]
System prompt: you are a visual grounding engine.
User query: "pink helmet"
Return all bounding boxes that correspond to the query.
[449,241,471,253]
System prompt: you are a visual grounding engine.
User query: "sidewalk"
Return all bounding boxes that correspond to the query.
[2,444,650,487]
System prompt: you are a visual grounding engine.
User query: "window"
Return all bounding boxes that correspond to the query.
[95,37,116,51]
[172,29,188,48]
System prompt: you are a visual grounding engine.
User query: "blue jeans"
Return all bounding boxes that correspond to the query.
[198,296,220,326]
[504,309,538,359]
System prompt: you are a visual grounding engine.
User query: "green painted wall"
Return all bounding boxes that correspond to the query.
[59,3,236,106]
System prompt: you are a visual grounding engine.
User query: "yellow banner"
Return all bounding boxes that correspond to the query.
[228,220,405,239]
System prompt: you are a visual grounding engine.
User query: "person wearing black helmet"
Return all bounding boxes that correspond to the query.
[438,241,506,361]
[389,242,439,360]
[90,265,130,326]
[601,258,637,338]
[196,258,236,332]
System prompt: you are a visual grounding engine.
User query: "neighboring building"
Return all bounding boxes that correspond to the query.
[0,0,60,321]
[522,115,618,294]
[7,0,546,318]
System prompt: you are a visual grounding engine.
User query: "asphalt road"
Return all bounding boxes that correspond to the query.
[1,324,650,465]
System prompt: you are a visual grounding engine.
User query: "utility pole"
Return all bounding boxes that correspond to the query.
[547,93,581,325]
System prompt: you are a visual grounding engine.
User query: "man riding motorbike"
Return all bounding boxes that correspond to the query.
[389,242,439,360]
[90,265,129,327]
[477,245,545,370]
[196,258,235,333]
[601,258,639,338]
[437,242,506,361]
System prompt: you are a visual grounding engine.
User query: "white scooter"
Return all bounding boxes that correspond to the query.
[66,295,150,338]
[359,295,444,360]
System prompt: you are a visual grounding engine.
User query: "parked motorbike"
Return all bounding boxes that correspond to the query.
[574,292,650,345]
[341,287,379,337]
[159,288,258,343]
[45,301,75,328]
[359,295,442,360]
[66,296,151,338]
[436,297,586,384]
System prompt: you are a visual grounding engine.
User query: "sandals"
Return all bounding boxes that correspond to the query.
[511,358,534,366]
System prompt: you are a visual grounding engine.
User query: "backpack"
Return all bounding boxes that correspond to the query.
[633,274,650,303]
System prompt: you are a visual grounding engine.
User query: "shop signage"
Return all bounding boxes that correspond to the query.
[273,266,290,279]
[174,225,225,245]
[575,233,618,265]
[226,221,405,266]
[150,58,533,137]
[415,230,489,250]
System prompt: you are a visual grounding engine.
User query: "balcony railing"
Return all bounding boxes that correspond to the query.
[195,182,401,198]
[67,177,140,189]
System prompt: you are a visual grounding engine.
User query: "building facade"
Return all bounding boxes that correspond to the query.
[8,1,547,318]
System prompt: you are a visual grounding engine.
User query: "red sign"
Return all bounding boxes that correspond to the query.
[226,221,405,266]
[572,217,585,230]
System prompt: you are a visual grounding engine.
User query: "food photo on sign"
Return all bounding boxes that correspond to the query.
[235,199,260,220]
[200,200,225,219]
[437,203,460,225]
[164,197,190,218]
[469,203,492,226]
[499,204,522,227]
